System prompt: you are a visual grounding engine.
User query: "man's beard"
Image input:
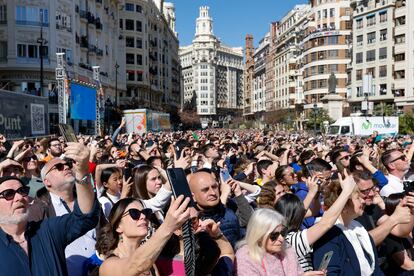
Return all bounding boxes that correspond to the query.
[0,211,29,224]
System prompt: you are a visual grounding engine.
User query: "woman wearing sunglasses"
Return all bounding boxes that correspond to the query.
[20,154,42,198]
[235,208,306,276]
[97,195,191,276]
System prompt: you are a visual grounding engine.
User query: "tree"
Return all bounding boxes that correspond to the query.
[399,110,414,135]
[373,103,394,116]
[305,108,333,131]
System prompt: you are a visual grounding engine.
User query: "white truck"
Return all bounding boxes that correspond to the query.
[328,116,398,137]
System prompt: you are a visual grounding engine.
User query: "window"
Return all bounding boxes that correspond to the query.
[119,19,123,29]
[127,71,134,81]
[357,86,363,97]
[136,20,142,32]
[356,52,363,63]
[136,38,142,48]
[395,16,406,26]
[379,47,387,59]
[17,44,26,57]
[126,53,134,64]
[330,64,338,73]
[366,49,375,62]
[125,19,134,30]
[395,35,405,44]
[329,8,335,17]
[366,67,375,78]
[357,35,363,46]
[323,9,327,19]
[379,11,387,23]
[126,37,134,47]
[136,5,142,13]
[356,19,363,29]
[379,66,387,78]
[356,69,363,80]
[0,5,7,22]
[327,36,338,45]
[16,6,49,26]
[0,41,7,60]
[136,54,142,65]
[394,70,405,79]
[125,3,134,11]
[380,29,387,41]
[395,53,405,62]
[328,50,338,57]
[366,15,375,27]
[367,32,376,44]
[379,84,387,95]
[28,45,38,58]
[137,72,143,81]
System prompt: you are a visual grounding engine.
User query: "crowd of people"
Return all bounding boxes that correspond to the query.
[1,120,414,276]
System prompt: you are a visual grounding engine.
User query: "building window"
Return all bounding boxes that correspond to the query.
[17,44,26,57]
[379,84,387,95]
[367,32,376,44]
[125,3,134,11]
[327,36,338,45]
[356,19,363,29]
[330,64,338,73]
[126,53,134,64]
[328,50,338,57]
[136,21,142,32]
[357,35,363,46]
[394,70,405,79]
[379,66,387,78]
[0,41,7,61]
[356,69,363,80]
[395,34,405,44]
[366,49,375,62]
[379,47,387,59]
[356,52,363,63]
[379,29,387,41]
[136,38,142,48]
[395,16,406,26]
[125,19,134,30]
[137,54,142,65]
[329,8,335,17]
[137,72,143,81]
[379,11,387,23]
[16,6,49,26]
[366,15,375,26]
[0,5,6,22]
[126,37,134,47]
[119,19,123,29]
[366,67,375,78]
[395,53,405,61]
[127,71,134,81]
[357,86,363,97]
[136,5,142,13]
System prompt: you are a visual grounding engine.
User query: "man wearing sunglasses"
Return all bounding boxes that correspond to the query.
[380,149,410,197]
[27,142,99,276]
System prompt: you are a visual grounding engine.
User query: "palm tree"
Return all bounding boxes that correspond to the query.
[373,103,394,116]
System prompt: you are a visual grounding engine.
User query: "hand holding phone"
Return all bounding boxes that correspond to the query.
[220,169,231,182]
[318,251,333,271]
[166,168,195,207]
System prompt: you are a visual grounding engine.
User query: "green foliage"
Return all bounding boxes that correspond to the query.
[305,108,334,131]
[399,110,414,135]
[373,103,394,116]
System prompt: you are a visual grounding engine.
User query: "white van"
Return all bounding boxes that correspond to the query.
[328,116,398,136]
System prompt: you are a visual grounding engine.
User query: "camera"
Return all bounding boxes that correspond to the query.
[403,180,414,194]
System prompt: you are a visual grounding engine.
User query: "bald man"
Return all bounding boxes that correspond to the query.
[188,169,252,247]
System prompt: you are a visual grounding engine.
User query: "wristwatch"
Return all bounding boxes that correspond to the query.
[76,173,92,185]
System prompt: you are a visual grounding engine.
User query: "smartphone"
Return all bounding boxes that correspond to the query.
[58,124,78,142]
[124,163,133,180]
[318,251,333,271]
[166,168,195,207]
[221,169,231,182]
[305,164,322,185]
[175,145,186,158]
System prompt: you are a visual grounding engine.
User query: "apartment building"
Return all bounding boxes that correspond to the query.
[301,0,352,112]
[252,33,270,120]
[180,6,243,126]
[244,34,254,118]
[119,0,180,110]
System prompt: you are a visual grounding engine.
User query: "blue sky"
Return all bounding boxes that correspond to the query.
[174,0,308,48]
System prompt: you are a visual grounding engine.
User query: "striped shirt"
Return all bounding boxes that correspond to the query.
[286,229,313,272]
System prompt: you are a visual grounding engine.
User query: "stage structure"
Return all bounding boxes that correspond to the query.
[93,66,104,135]
[55,53,67,124]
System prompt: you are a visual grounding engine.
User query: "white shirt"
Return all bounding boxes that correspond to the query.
[49,192,96,276]
[380,174,403,197]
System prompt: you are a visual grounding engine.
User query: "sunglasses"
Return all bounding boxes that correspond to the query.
[122,208,153,220]
[359,186,376,196]
[52,162,73,172]
[390,155,407,163]
[268,227,288,242]
[22,156,38,162]
[0,186,30,201]
[339,155,350,161]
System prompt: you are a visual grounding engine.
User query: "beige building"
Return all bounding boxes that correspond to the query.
[119,0,180,111]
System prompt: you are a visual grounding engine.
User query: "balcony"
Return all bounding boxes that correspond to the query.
[78,62,92,71]
[16,20,49,27]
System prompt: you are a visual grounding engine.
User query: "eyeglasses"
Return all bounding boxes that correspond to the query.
[359,186,376,196]
[22,156,37,162]
[339,155,350,161]
[389,155,407,163]
[122,208,153,220]
[268,227,288,242]
[52,162,73,172]
[0,186,30,200]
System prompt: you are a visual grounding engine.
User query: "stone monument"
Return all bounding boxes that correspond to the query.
[321,72,343,120]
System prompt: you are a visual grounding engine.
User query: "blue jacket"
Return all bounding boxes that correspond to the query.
[313,225,384,276]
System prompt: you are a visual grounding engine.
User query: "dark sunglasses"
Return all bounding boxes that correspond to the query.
[0,186,30,200]
[53,162,73,172]
[122,208,153,220]
[22,156,38,162]
[390,155,407,163]
[268,227,288,242]
[339,155,350,161]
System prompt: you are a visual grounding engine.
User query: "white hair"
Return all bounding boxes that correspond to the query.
[236,208,285,263]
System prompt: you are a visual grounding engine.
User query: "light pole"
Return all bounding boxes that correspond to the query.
[313,103,318,133]
[114,62,119,107]
[37,10,47,96]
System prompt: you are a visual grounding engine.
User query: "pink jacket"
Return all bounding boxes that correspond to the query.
[235,245,303,276]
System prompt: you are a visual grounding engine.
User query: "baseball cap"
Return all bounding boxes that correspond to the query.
[40,158,67,180]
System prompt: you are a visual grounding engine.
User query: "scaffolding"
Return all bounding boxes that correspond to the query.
[55,53,67,124]
[93,66,104,135]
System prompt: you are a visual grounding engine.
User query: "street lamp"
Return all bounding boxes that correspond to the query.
[37,10,48,97]
[114,62,119,107]
[313,103,318,133]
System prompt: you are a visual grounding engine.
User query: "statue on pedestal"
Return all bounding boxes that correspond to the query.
[328,72,337,94]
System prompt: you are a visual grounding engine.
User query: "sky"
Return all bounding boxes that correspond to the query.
[174,0,308,48]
